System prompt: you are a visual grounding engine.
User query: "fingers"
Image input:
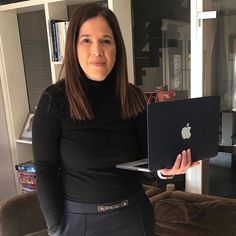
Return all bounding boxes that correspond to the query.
[173,154,181,169]
[187,148,191,164]
[185,149,192,168]
[178,149,191,170]
[182,149,200,169]
[161,149,192,176]
[176,150,189,174]
[181,150,188,167]
[160,149,200,177]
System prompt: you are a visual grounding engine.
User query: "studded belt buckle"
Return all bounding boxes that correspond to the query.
[97,200,129,212]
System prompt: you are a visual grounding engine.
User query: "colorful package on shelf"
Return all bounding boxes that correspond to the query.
[15,160,36,173]
[18,171,36,189]
[156,90,176,102]
[144,87,176,104]
[15,161,36,191]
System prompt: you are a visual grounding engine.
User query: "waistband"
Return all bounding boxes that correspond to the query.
[65,187,145,214]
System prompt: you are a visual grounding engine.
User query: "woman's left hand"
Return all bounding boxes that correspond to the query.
[160,149,200,176]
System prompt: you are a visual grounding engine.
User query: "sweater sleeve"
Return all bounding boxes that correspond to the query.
[132,85,148,160]
[133,88,162,179]
[32,89,63,235]
[134,110,148,160]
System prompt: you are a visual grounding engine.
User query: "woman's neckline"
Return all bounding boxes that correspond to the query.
[84,74,115,88]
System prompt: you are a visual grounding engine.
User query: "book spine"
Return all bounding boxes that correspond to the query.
[57,22,65,62]
[48,20,55,61]
[55,22,61,62]
[52,21,59,61]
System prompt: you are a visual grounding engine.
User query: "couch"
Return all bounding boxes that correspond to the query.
[147,188,236,236]
[1,188,236,236]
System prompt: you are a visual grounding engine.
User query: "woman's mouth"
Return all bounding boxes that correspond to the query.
[89,61,105,66]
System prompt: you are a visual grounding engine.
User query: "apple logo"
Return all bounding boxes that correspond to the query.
[181,123,191,139]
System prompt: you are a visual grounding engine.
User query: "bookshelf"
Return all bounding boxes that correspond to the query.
[0,0,133,194]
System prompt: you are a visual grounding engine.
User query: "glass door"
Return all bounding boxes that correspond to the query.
[131,0,190,95]
[203,0,236,106]
[203,0,236,198]
[131,0,191,192]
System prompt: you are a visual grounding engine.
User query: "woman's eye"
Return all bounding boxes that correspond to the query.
[102,39,111,45]
[81,38,90,44]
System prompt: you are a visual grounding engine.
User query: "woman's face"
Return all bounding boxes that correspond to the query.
[77,16,116,81]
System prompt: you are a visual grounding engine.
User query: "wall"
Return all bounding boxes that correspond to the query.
[0,80,16,200]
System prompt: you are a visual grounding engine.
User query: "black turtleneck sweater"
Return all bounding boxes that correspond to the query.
[32,76,147,233]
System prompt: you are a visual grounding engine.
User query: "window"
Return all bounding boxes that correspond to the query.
[131,0,190,96]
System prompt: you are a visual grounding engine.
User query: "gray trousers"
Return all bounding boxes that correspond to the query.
[54,188,155,236]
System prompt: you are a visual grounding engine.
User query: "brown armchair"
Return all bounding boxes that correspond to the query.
[0,191,47,236]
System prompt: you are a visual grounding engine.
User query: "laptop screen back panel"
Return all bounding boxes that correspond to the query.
[147,96,220,172]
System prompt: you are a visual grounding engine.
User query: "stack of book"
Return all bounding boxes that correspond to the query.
[48,20,70,62]
[15,161,36,193]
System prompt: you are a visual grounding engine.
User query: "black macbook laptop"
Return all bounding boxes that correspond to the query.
[116,96,220,172]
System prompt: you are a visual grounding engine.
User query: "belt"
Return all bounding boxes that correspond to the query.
[65,187,145,214]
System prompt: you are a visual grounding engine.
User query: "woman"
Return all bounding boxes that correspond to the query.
[32,3,199,236]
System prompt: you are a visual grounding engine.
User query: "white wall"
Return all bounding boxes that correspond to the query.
[108,0,134,83]
[0,80,16,200]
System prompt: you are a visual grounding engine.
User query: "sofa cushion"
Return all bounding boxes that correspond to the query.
[154,192,236,236]
[24,229,48,236]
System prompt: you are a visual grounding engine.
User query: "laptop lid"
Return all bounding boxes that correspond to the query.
[147,96,220,171]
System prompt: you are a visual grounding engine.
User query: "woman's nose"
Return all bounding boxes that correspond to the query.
[91,43,103,56]
[92,51,104,56]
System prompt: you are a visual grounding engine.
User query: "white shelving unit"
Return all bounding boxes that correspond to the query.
[16,139,32,144]
[0,0,133,194]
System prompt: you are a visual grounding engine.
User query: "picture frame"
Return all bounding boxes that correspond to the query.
[19,113,34,141]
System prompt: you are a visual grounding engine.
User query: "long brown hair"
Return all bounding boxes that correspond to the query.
[63,3,146,120]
